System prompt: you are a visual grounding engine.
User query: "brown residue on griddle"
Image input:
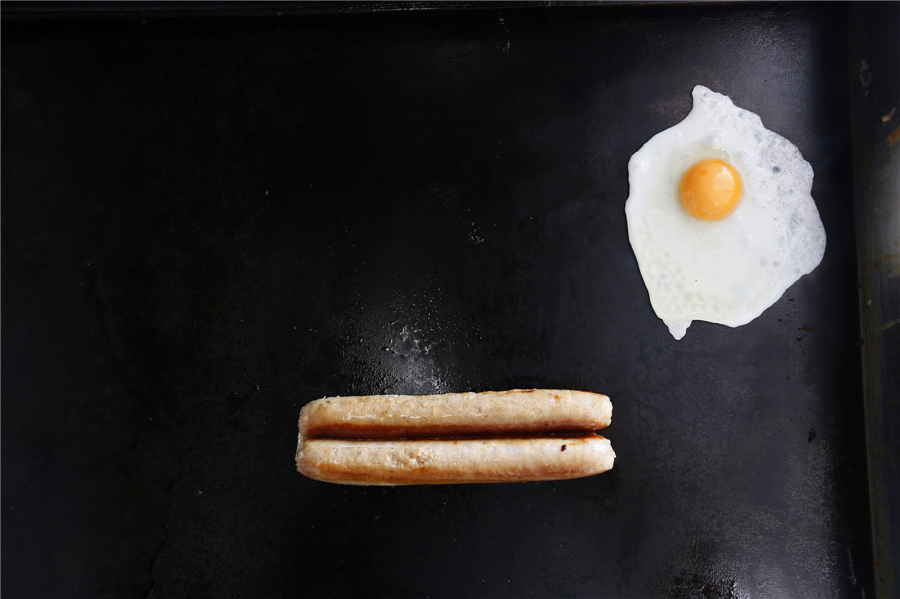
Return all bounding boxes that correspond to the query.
[859,60,872,88]
[882,107,896,123]
[800,325,816,332]
[808,429,817,443]
[496,10,510,52]
[875,318,900,333]
[889,126,900,146]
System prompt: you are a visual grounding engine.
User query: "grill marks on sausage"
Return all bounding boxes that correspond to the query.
[302,422,605,441]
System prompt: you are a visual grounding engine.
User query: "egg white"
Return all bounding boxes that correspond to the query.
[625,86,826,340]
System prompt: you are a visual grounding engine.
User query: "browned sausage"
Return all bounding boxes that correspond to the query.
[298,389,611,439]
[296,435,614,485]
[296,389,615,486]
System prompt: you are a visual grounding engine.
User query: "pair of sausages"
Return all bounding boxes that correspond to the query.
[296,389,614,485]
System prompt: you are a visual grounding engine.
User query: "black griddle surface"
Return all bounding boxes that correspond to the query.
[2,3,874,598]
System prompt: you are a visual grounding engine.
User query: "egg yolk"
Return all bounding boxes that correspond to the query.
[679,159,743,221]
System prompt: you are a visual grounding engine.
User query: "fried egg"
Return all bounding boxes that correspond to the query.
[625,86,826,340]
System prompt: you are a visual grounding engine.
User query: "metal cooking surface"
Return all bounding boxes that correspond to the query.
[2,3,874,598]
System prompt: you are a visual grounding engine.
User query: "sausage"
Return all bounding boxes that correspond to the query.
[298,389,612,439]
[295,389,614,486]
[296,435,614,485]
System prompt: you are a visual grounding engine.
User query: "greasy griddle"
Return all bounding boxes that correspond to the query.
[2,3,878,597]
